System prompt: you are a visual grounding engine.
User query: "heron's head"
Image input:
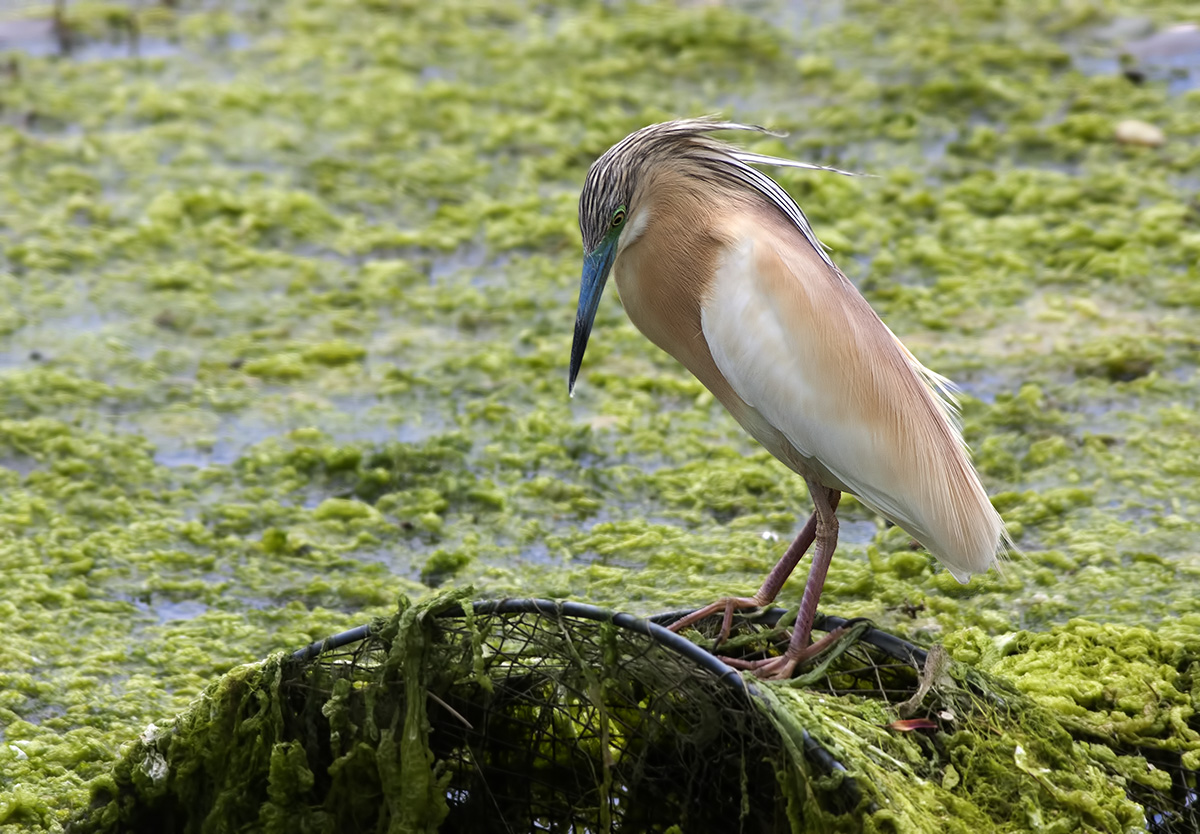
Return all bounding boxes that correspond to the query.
[568,118,846,395]
[568,119,775,395]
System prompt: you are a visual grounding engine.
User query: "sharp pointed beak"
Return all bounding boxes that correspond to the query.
[569,237,618,396]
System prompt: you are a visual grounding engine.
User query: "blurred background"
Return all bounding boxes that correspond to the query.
[0,0,1198,826]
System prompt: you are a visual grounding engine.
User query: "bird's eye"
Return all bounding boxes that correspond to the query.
[611,208,626,228]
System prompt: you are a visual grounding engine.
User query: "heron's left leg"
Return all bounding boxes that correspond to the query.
[665,510,817,641]
[667,490,843,643]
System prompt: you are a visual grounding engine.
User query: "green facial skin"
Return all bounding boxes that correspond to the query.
[1,0,1198,828]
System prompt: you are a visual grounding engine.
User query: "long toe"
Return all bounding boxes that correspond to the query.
[665,596,763,638]
[718,626,849,680]
[755,654,799,681]
[718,653,796,679]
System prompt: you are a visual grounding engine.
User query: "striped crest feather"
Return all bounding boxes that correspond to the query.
[581,118,859,262]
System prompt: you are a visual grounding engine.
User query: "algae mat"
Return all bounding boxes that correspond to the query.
[0,0,1198,829]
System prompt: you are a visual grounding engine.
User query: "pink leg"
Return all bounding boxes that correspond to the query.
[667,493,841,646]
[727,481,841,680]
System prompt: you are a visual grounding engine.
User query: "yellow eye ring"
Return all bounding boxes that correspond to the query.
[611,209,626,228]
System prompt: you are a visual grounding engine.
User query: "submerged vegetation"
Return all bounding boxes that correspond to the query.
[0,0,1197,829]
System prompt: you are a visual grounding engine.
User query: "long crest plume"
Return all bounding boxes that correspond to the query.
[581,118,860,265]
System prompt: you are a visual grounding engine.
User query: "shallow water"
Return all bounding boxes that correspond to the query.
[1,0,1199,827]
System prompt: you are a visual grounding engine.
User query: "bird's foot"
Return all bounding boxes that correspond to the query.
[665,595,769,645]
[719,626,848,681]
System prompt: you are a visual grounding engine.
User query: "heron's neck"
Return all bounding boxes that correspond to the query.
[609,168,749,404]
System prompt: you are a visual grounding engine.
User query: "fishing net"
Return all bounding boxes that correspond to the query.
[69,590,1198,833]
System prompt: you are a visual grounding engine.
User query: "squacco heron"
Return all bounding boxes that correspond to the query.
[569,119,1008,680]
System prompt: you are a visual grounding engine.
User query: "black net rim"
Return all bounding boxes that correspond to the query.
[294,599,744,682]
[292,601,928,672]
[648,607,929,667]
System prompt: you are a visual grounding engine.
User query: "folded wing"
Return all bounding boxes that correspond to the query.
[700,212,1004,581]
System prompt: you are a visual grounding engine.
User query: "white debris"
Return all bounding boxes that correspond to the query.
[141,748,170,784]
[1115,119,1166,147]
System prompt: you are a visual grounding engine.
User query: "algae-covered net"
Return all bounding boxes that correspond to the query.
[282,596,826,833]
[71,591,1197,833]
[70,592,848,833]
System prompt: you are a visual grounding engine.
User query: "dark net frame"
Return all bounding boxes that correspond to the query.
[283,599,1199,834]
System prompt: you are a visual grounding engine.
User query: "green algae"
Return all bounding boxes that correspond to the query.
[756,680,1147,834]
[947,619,1200,769]
[1,0,1199,828]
